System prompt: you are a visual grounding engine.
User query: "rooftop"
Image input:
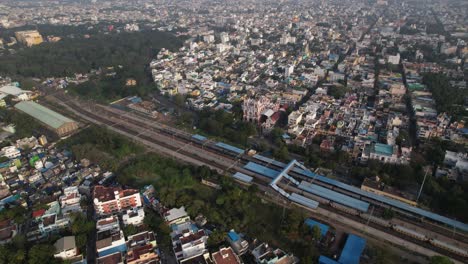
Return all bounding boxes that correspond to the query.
[14,101,76,129]
[212,247,240,264]
[54,236,76,252]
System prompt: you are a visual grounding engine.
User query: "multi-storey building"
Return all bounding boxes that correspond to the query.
[126,231,160,264]
[93,186,141,216]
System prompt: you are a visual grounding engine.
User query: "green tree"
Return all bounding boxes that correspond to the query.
[429,256,453,264]
[27,244,57,264]
[207,230,227,248]
[123,224,138,237]
[311,225,321,241]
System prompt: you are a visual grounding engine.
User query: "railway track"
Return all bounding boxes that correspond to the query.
[45,93,467,262]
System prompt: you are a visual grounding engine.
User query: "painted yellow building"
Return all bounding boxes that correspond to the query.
[15,30,43,47]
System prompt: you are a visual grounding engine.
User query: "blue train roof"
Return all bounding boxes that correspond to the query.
[253,155,468,232]
[215,142,244,155]
[289,193,319,209]
[299,181,369,212]
[233,172,253,183]
[192,134,207,141]
[244,162,280,179]
[297,169,468,232]
[338,234,366,264]
[305,218,329,237]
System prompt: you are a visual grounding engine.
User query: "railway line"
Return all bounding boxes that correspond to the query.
[46,93,467,262]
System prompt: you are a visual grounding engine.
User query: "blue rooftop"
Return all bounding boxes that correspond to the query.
[338,234,366,264]
[215,142,244,155]
[319,256,340,264]
[244,162,280,179]
[299,181,369,212]
[373,143,393,156]
[253,155,468,232]
[289,193,319,209]
[228,231,240,242]
[305,218,329,237]
[233,172,253,183]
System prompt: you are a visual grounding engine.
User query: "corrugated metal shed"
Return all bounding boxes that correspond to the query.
[244,162,279,179]
[289,193,319,209]
[305,218,329,237]
[297,169,468,232]
[253,154,287,167]
[215,142,244,155]
[254,155,468,232]
[232,172,253,183]
[338,234,366,264]
[15,101,75,129]
[299,181,369,212]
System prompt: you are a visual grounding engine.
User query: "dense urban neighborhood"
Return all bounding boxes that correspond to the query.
[0,0,467,264]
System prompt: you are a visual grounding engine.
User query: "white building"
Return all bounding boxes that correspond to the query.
[54,236,80,260]
[164,206,190,225]
[93,186,142,216]
[388,53,400,65]
[1,146,20,159]
[122,207,145,226]
[173,229,209,262]
[285,64,295,78]
[0,85,32,101]
[203,35,215,43]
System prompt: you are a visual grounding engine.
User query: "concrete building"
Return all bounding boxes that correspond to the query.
[212,247,241,264]
[251,243,297,264]
[0,146,20,159]
[243,97,279,123]
[122,207,145,226]
[164,206,190,225]
[126,231,159,264]
[227,230,249,255]
[173,229,209,262]
[14,101,78,137]
[93,186,142,216]
[54,236,80,260]
[14,30,43,47]
[96,229,127,258]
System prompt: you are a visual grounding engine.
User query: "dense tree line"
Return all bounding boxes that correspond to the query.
[0,237,63,264]
[67,68,159,102]
[422,73,467,120]
[118,154,320,261]
[58,125,144,170]
[196,109,257,146]
[0,29,183,79]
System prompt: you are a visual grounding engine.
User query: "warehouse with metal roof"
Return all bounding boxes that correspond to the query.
[15,101,78,137]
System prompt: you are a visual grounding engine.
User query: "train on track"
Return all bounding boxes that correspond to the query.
[57,98,468,260]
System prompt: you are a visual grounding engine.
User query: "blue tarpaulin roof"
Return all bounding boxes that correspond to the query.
[338,235,366,264]
[228,231,240,242]
[305,218,329,237]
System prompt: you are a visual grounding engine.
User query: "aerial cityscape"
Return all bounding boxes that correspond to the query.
[0,0,467,263]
